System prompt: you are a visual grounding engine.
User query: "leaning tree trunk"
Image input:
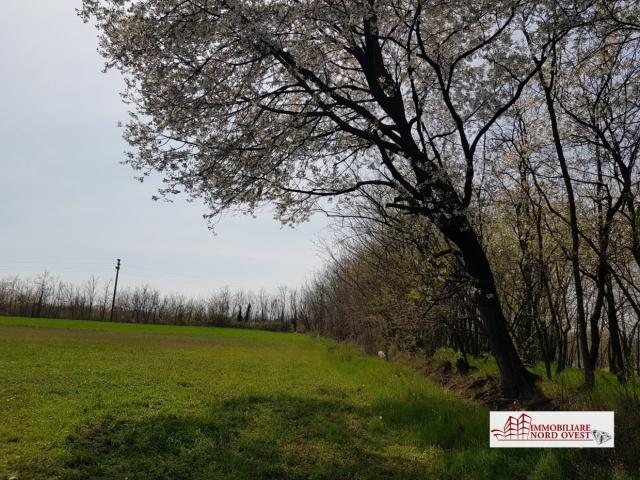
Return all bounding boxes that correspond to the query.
[443,218,538,399]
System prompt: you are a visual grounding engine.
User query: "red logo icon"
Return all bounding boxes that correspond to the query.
[491,413,532,440]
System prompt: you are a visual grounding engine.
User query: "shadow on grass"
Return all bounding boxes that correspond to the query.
[61,395,412,480]
[48,394,624,480]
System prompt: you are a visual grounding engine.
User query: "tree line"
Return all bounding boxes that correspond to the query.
[0,273,298,331]
[298,192,640,385]
[291,0,640,392]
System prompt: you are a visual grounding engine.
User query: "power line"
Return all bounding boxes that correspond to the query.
[0,260,110,265]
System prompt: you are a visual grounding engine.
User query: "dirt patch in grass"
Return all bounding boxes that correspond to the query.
[398,351,554,411]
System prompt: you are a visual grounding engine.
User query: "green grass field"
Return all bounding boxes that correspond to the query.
[0,317,632,480]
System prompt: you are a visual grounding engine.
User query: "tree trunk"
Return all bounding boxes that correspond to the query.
[538,72,594,389]
[443,220,538,399]
[606,277,626,379]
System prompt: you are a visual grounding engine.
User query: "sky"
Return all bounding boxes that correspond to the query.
[0,0,328,297]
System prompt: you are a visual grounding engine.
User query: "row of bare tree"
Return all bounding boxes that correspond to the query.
[297,148,640,385]
[0,273,297,331]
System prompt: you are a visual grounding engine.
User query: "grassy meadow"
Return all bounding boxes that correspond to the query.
[0,316,633,479]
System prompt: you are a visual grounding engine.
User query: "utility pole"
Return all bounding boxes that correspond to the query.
[110,258,121,322]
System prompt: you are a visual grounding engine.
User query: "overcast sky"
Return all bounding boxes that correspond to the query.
[0,0,328,296]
